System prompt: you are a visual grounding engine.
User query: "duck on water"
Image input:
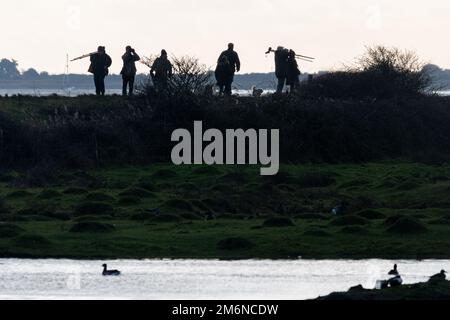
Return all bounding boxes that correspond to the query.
[102,264,121,276]
[388,264,399,276]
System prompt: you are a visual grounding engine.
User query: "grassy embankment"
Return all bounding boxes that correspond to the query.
[2,162,450,259]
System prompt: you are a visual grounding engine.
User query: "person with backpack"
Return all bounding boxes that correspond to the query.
[150,49,173,92]
[88,46,112,96]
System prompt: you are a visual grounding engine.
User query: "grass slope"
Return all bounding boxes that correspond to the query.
[1,163,450,259]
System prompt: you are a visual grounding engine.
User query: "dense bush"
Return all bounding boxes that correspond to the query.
[300,46,432,99]
[1,49,450,170]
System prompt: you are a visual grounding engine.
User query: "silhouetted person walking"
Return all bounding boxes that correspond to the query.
[89,46,112,96]
[218,43,240,95]
[274,47,289,94]
[286,50,301,93]
[121,46,140,96]
[150,50,173,92]
[215,55,233,96]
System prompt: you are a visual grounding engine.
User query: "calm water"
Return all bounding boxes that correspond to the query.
[0,259,448,300]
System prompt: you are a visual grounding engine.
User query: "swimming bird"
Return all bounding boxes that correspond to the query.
[429,270,447,282]
[388,264,399,276]
[102,264,121,276]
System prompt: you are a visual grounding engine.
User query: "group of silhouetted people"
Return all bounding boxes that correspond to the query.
[88,43,301,97]
[274,46,301,94]
[88,46,173,96]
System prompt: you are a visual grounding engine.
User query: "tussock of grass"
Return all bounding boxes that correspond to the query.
[119,188,155,199]
[304,229,331,237]
[134,181,156,192]
[217,172,248,184]
[69,222,116,233]
[295,213,330,220]
[6,190,33,198]
[386,217,428,234]
[117,196,142,206]
[263,217,295,227]
[151,169,177,179]
[163,199,195,212]
[297,172,336,188]
[36,190,62,200]
[180,213,203,221]
[152,214,182,223]
[62,187,88,195]
[73,202,113,216]
[14,234,51,248]
[330,215,370,226]
[356,210,386,220]
[84,192,115,202]
[340,226,369,235]
[0,223,24,238]
[217,237,253,250]
[201,198,235,213]
[192,166,221,175]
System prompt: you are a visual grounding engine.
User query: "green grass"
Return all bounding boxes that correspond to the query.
[1,162,450,259]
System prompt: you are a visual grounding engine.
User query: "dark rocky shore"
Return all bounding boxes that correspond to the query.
[318,280,450,300]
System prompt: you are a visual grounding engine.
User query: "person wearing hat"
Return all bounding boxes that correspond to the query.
[150,49,173,92]
[217,43,241,96]
[121,46,140,96]
[89,46,112,96]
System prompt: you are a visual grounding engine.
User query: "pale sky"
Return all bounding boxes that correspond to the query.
[1,0,449,74]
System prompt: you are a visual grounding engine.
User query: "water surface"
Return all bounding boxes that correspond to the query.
[0,259,448,300]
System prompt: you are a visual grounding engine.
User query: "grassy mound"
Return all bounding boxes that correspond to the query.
[295,213,330,220]
[152,214,182,223]
[330,215,370,226]
[119,188,156,199]
[152,169,177,179]
[265,171,295,185]
[217,172,248,184]
[340,226,369,235]
[84,192,115,202]
[163,199,195,212]
[177,183,200,193]
[386,216,428,234]
[192,166,221,175]
[74,215,113,222]
[62,187,88,195]
[6,190,34,198]
[0,223,24,238]
[117,196,142,206]
[73,202,113,216]
[180,213,203,221]
[297,172,336,188]
[217,237,253,250]
[304,229,331,237]
[134,181,156,192]
[201,198,235,213]
[14,234,51,248]
[69,222,116,233]
[356,210,386,220]
[36,190,62,200]
[263,217,295,228]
